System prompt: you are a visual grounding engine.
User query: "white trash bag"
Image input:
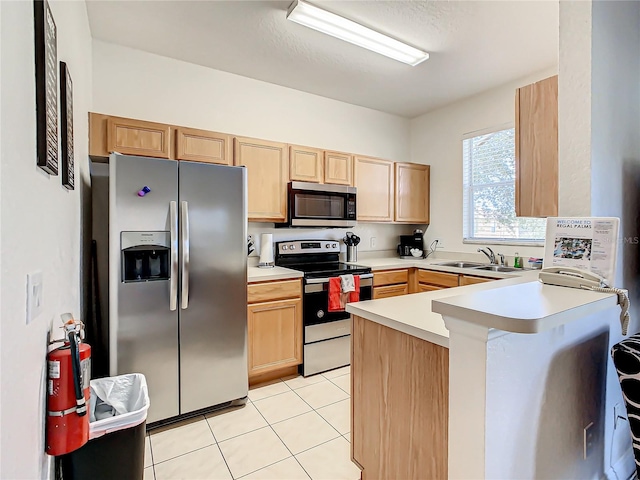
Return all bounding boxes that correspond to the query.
[89,373,150,440]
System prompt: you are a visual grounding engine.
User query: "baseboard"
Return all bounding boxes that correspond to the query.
[606,448,635,480]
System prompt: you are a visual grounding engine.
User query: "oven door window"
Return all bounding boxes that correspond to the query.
[304,283,373,326]
[294,193,344,219]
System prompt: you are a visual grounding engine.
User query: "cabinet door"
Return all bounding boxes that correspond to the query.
[106,117,171,159]
[515,75,558,217]
[354,156,394,222]
[373,284,408,299]
[247,298,302,377]
[289,145,323,183]
[459,275,494,286]
[395,163,430,223]
[176,127,232,165]
[324,151,353,186]
[234,137,288,222]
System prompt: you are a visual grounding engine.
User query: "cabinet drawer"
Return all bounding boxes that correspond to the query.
[247,279,301,304]
[459,275,495,286]
[417,270,459,288]
[373,284,409,299]
[418,283,444,292]
[373,269,409,287]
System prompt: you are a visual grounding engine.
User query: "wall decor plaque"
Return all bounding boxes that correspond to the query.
[60,62,74,190]
[34,0,58,175]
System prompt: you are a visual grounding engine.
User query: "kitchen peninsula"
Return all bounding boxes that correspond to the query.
[346,269,622,480]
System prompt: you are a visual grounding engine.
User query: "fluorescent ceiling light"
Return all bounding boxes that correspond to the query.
[286,0,430,66]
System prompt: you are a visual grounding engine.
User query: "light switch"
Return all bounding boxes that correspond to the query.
[27,271,43,325]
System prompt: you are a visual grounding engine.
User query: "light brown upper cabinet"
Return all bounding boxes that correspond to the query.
[234,137,289,222]
[289,145,323,183]
[515,75,558,217]
[395,163,430,223]
[106,116,172,159]
[324,151,353,186]
[175,127,232,165]
[354,156,394,222]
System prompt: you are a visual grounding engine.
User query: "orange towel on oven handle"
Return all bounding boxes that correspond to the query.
[328,275,361,312]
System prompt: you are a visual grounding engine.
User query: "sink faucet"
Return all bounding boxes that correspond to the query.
[477,247,496,264]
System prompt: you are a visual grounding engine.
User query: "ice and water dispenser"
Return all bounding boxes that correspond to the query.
[121,232,170,282]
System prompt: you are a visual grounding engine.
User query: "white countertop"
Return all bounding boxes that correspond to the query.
[247,265,303,283]
[432,280,618,334]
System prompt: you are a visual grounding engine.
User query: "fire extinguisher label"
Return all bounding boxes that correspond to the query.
[81,358,91,390]
[48,380,53,395]
[48,360,60,379]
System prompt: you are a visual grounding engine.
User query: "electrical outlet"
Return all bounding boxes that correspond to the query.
[370,237,377,248]
[583,422,595,459]
[434,238,444,249]
[26,271,44,325]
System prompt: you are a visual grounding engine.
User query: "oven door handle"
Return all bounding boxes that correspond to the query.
[305,273,373,285]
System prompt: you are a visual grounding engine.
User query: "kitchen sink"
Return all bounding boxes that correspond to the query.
[436,261,486,268]
[472,265,520,273]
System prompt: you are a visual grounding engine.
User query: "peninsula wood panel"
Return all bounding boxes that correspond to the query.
[289,145,323,183]
[354,156,394,222]
[247,279,302,304]
[106,117,171,159]
[247,298,302,378]
[373,284,409,299]
[515,75,558,217]
[175,127,232,165]
[417,270,459,288]
[395,163,430,223]
[234,137,288,222]
[351,315,448,479]
[324,151,353,186]
[459,275,495,286]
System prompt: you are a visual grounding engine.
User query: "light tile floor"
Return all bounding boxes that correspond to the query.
[145,366,358,480]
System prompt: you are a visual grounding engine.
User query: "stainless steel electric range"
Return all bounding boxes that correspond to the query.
[275,240,372,376]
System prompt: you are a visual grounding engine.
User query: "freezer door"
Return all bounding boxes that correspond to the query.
[111,154,180,423]
[178,161,248,413]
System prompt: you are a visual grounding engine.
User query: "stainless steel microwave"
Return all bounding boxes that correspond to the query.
[277,181,357,228]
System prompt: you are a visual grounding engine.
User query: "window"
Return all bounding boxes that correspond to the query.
[463,127,546,244]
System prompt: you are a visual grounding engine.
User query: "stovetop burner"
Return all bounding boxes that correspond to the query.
[284,261,371,279]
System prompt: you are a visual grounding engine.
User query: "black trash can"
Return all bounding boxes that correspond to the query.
[60,373,149,480]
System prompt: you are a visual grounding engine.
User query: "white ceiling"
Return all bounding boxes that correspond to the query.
[85,0,559,118]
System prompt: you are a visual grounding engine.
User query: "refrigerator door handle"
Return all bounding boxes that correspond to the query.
[181,201,190,309]
[169,201,178,311]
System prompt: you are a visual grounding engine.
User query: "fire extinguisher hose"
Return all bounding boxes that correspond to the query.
[68,331,87,417]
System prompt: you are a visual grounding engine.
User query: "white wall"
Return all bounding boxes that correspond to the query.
[558,0,593,217]
[92,40,414,251]
[0,1,92,478]
[409,69,557,259]
[590,2,640,478]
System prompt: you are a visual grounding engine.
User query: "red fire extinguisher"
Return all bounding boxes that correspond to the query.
[45,314,91,456]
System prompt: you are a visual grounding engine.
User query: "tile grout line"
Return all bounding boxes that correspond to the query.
[204,413,235,479]
[325,375,350,396]
[240,398,311,479]
[287,380,347,440]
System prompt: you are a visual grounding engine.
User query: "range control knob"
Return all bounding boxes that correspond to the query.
[282,245,288,250]
[325,244,330,248]
[290,245,296,250]
[332,243,337,248]
[317,310,325,319]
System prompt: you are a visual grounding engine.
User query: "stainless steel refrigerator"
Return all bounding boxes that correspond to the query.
[92,153,248,424]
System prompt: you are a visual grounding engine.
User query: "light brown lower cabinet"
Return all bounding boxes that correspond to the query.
[247,279,302,382]
[373,284,409,299]
[352,315,448,479]
[459,275,495,286]
[418,283,443,292]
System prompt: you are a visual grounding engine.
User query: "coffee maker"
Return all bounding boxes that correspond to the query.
[397,229,425,259]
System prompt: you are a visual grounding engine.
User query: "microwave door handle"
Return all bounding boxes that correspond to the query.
[169,201,178,311]
[181,201,190,309]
